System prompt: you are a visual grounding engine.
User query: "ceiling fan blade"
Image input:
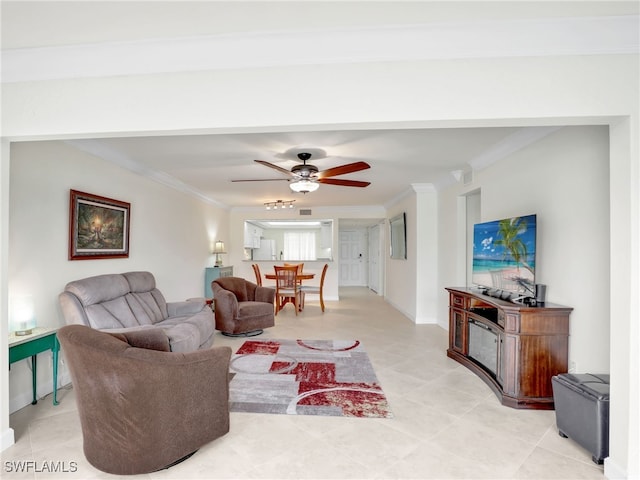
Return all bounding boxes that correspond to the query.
[254,159,295,177]
[317,161,370,179]
[231,178,289,183]
[317,178,371,187]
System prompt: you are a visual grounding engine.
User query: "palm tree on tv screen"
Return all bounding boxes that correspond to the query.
[494,217,534,275]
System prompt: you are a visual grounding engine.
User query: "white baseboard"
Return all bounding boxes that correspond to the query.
[385,298,414,322]
[9,372,72,414]
[414,315,439,325]
[604,457,631,480]
[1,427,15,452]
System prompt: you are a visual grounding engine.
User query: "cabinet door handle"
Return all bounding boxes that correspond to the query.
[469,319,491,331]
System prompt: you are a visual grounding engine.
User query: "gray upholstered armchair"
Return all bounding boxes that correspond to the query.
[57,324,231,475]
[211,276,275,337]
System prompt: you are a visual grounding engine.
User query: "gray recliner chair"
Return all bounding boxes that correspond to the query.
[211,276,275,336]
[57,324,231,475]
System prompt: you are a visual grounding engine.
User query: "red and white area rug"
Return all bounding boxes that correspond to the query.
[229,339,393,418]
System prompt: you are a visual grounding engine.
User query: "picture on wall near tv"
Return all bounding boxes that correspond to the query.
[472,214,537,297]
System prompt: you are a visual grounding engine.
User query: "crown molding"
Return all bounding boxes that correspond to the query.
[65,139,228,209]
[384,187,414,209]
[433,172,460,192]
[3,15,638,83]
[411,183,436,194]
[467,126,562,171]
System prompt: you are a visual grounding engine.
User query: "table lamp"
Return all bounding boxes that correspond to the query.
[213,240,226,267]
[10,295,36,336]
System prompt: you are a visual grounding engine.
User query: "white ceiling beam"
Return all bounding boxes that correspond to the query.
[3,15,638,83]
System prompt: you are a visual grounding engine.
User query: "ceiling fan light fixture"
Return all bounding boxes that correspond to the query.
[290,180,319,193]
[235,153,371,191]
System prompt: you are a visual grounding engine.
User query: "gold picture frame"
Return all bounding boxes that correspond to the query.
[69,190,130,260]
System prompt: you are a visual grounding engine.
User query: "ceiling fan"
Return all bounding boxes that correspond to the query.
[232,152,371,193]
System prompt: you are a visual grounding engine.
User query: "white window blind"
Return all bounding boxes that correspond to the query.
[283,231,316,261]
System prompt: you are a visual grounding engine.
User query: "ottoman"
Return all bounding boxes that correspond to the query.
[551,373,610,464]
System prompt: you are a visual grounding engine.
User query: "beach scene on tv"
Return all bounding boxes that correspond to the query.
[472,214,537,297]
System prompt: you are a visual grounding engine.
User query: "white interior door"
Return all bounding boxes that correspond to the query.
[339,229,367,286]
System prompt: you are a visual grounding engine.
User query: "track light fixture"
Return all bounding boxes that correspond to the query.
[264,199,296,210]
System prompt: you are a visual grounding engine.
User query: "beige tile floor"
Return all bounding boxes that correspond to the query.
[3,287,605,479]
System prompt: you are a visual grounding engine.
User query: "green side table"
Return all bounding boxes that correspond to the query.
[9,327,60,405]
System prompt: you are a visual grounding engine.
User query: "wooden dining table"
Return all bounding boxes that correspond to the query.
[264,273,315,281]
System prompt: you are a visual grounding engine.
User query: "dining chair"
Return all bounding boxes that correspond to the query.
[284,263,304,284]
[296,263,304,282]
[274,265,303,315]
[300,263,328,312]
[251,263,262,286]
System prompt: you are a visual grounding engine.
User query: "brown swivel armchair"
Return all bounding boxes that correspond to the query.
[57,324,231,475]
[211,276,275,336]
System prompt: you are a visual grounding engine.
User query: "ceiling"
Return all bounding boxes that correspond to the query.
[65,126,536,209]
[3,1,637,210]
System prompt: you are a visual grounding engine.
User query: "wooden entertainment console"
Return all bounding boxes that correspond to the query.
[446,287,572,409]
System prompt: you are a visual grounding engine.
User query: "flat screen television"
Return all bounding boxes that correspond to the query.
[472,214,537,300]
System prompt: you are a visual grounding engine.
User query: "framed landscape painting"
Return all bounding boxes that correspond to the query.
[69,190,130,260]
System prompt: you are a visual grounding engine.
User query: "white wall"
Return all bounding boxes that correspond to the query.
[385,185,441,325]
[8,141,228,412]
[414,186,439,324]
[385,192,417,321]
[608,117,638,479]
[438,126,611,373]
[1,53,637,478]
[1,141,11,449]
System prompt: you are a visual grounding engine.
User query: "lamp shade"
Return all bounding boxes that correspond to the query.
[213,240,226,254]
[290,180,319,193]
[213,240,226,267]
[10,295,36,335]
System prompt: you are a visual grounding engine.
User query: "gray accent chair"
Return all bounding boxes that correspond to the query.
[57,324,231,475]
[59,271,214,352]
[211,276,275,336]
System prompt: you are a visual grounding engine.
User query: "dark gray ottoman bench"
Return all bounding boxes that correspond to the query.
[551,373,610,464]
